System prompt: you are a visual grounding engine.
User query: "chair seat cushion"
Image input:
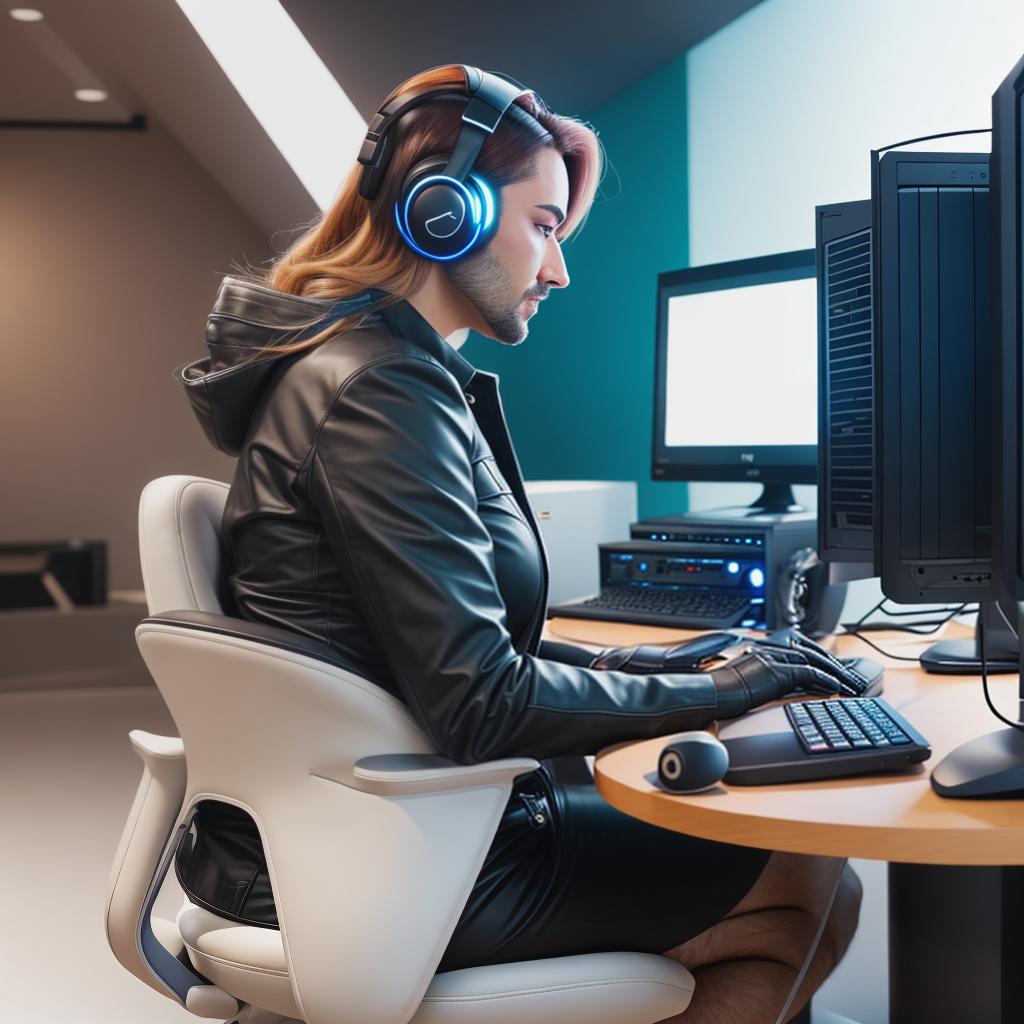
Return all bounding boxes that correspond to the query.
[177,904,694,1024]
[177,904,299,1019]
[412,952,695,1024]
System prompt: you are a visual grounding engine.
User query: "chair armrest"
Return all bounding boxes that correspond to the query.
[351,754,540,796]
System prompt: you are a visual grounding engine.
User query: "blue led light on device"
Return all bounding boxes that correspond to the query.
[748,567,765,589]
[395,175,484,261]
[471,173,496,230]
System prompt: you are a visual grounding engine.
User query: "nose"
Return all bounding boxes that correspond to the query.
[541,236,570,290]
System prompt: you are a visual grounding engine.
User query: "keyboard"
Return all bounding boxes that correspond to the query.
[721,697,931,785]
[788,698,916,752]
[549,587,751,629]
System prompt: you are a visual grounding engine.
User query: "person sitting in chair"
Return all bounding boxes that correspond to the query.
[176,64,861,1024]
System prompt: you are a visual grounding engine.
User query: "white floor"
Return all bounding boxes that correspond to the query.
[0,681,888,1023]
[0,684,190,1024]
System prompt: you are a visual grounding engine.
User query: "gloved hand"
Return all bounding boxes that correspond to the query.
[707,646,847,720]
[589,636,854,720]
[750,628,870,697]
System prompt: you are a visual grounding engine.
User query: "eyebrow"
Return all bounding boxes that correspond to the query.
[534,203,566,226]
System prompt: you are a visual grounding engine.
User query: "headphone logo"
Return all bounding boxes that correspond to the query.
[425,195,466,239]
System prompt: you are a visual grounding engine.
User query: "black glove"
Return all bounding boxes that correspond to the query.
[588,629,865,720]
[750,628,870,697]
[588,643,686,673]
[708,646,847,719]
[588,633,739,674]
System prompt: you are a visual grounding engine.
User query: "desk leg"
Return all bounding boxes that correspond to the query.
[888,863,1024,1023]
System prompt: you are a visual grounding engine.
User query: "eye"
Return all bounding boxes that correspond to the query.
[536,223,555,239]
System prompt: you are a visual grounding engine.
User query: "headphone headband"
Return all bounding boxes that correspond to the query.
[356,64,542,201]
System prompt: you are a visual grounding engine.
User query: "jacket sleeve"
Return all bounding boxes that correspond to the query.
[536,639,600,667]
[303,354,719,764]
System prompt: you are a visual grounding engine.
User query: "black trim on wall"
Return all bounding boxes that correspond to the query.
[0,114,146,131]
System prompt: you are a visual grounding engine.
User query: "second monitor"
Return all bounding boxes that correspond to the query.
[653,249,817,516]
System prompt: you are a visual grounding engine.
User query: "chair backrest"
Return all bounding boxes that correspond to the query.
[138,475,230,615]
[132,476,517,1024]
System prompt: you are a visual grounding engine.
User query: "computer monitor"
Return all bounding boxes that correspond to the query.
[930,47,1024,798]
[652,250,817,516]
[832,52,1024,798]
[991,50,1024,620]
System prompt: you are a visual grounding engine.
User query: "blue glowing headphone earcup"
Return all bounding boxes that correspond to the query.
[395,159,497,261]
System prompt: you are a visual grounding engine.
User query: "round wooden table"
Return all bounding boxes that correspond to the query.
[548,619,1024,1023]
[591,624,1024,866]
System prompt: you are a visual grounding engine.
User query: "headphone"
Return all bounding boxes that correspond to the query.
[356,64,549,261]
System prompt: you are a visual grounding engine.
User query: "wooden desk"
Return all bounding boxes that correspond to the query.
[546,617,1024,1024]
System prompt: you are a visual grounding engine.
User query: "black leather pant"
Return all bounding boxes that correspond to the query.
[437,754,771,972]
[177,757,771,969]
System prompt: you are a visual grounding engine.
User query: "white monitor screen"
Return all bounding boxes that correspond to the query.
[663,276,818,449]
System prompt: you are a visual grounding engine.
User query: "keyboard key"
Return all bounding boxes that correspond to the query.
[784,697,924,758]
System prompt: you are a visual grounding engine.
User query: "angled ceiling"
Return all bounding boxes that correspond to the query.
[4,0,762,240]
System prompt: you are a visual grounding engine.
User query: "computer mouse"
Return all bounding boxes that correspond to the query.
[657,731,730,793]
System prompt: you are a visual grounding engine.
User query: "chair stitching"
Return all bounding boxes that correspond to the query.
[183,941,289,978]
[174,482,200,610]
[421,977,694,1003]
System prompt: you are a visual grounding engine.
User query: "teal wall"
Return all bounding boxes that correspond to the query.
[462,53,690,518]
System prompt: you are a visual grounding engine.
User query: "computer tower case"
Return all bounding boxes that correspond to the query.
[816,199,876,573]
[872,149,994,603]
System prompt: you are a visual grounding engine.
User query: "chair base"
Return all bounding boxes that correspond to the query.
[233,1008,302,1024]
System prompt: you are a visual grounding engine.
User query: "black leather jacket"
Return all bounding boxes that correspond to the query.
[178,276,720,764]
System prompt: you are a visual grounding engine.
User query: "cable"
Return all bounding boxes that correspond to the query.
[843,602,974,633]
[837,631,928,663]
[849,597,884,629]
[839,603,974,660]
[852,617,970,635]
[876,600,972,618]
[979,608,1024,733]
[773,857,848,1024]
[874,127,991,155]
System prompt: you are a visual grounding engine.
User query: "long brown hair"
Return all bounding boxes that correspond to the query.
[234,64,603,358]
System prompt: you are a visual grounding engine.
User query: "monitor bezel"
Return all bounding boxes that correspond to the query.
[991,51,1024,609]
[651,249,818,485]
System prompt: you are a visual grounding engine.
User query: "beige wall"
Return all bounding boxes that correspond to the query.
[0,116,275,590]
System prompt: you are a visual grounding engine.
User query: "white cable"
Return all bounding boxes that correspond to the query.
[772,856,848,1024]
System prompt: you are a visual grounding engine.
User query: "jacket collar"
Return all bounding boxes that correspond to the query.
[373,298,478,390]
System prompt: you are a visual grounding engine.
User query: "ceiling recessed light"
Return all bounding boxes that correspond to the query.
[74,88,108,103]
[9,7,44,20]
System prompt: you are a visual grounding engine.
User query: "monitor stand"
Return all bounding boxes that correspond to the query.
[919,603,1018,675]
[930,601,1024,798]
[695,482,808,521]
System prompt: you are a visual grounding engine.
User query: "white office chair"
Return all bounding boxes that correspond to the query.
[104,475,696,1024]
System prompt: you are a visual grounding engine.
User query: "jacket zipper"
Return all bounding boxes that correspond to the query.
[518,790,551,829]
